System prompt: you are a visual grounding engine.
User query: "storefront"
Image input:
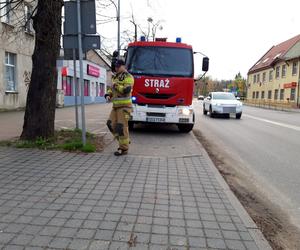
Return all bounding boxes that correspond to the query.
[56,60,107,107]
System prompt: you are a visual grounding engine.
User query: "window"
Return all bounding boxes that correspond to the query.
[276,66,280,78]
[127,46,193,77]
[24,5,33,33]
[262,72,266,82]
[256,91,259,99]
[0,0,11,23]
[257,74,260,83]
[290,89,296,101]
[281,65,286,78]
[4,52,17,91]
[292,62,298,76]
[253,74,257,83]
[261,91,265,99]
[280,89,284,100]
[252,92,255,99]
[268,90,272,99]
[274,89,279,100]
[269,70,273,81]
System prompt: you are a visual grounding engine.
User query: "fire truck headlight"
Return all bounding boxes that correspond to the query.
[180,108,192,116]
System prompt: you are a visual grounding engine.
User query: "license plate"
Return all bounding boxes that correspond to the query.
[146,117,166,123]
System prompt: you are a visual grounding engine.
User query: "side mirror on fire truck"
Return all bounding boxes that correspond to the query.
[202,57,209,72]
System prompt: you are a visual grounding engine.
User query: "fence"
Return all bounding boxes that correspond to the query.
[243,99,299,111]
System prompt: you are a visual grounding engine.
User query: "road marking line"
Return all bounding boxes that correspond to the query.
[244,114,300,132]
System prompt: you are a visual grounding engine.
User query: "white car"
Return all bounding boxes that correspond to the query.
[203,92,243,119]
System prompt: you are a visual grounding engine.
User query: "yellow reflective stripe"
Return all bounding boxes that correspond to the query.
[112,99,132,105]
[116,85,124,93]
[119,138,130,145]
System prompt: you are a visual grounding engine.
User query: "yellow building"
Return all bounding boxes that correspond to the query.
[247,34,300,108]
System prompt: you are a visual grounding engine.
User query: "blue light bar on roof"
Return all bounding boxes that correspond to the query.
[140,36,146,41]
[176,37,182,43]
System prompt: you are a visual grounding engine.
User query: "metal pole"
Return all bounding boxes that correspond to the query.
[73,49,79,129]
[117,0,120,58]
[77,0,86,145]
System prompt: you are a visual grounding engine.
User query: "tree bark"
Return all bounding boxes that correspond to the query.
[21,0,63,140]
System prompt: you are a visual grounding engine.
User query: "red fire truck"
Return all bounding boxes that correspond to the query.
[119,37,208,132]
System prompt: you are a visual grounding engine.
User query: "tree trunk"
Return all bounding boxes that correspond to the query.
[21,0,63,140]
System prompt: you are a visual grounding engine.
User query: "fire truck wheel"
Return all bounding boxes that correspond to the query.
[178,124,194,133]
[128,121,134,131]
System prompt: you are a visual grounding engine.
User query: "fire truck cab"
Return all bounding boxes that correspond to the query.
[117,37,208,133]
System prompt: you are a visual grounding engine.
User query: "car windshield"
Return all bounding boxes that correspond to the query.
[213,93,236,100]
[126,46,193,77]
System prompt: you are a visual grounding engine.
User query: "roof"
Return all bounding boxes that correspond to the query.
[248,34,300,74]
[128,41,193,50]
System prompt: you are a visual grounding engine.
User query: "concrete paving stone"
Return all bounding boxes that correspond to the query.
[11,234,34,245]
[56,227,78,238]
[88,212,105,221]
[29,235,53,247]
[47,218,67,227]
[244,240,260,250]
[116,222,134,232]
[169,219,185,227]
[108,241,129,250]
[186,220,202,228]
[49,237,72,249]
[113,230,132,242]
[150,234,168,245]
[88,240,110,250]
[72,212,90,220]
[4,223,25,233]
[169,235,188,246]
[207,238,227,249]
[82,220,101,229]
[204,229,223,239]
[39,226,60,236]
[64,219,83,228]
[99,221,118,231]
[203,220,220,230]
[152,225,168,235]
[188,236,207,247]
[223,230,241,240]
[3,245,24,250]
[219,222,237,231]
[226,239,247,250]
[169,226,186,236]
[76,229,96,239]
[94,230,114,241]
[68,238,90,250]
[136,216,153,225]
[0,233,15,244]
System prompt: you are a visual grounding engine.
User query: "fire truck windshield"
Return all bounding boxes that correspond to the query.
[126,46,193,77]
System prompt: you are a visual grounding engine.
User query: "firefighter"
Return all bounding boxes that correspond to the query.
[105,59,134,156]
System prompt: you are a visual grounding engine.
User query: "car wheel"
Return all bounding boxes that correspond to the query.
[203,105,208,115]
[236,113,242,119]
[209,106,214,118]
[178,124,194,133]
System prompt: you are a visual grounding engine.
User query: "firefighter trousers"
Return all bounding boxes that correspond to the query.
[107,107,132,151]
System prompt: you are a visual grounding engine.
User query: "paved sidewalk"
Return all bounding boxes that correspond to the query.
[0,147,270,250]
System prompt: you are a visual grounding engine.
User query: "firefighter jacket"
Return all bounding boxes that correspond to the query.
[107,71,134,108]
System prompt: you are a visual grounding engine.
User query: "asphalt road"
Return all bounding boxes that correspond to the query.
[194,101,300,228]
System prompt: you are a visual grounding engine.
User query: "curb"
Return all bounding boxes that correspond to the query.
[191,133,272,250]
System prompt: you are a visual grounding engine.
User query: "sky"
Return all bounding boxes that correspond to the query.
[98,0,300,80]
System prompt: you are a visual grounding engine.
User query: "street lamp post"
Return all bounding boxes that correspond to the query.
[109,0,121,58]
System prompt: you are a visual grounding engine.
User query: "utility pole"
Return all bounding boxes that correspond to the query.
[76,0,86,145]
[117,0,121,57]
[72,49,79,129]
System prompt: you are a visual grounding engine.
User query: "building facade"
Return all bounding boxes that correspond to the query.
[0,0,35,110]
[247,34,300,108]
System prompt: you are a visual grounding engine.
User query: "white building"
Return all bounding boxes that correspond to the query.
[56,58,107,107]
[0,0,35,110]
